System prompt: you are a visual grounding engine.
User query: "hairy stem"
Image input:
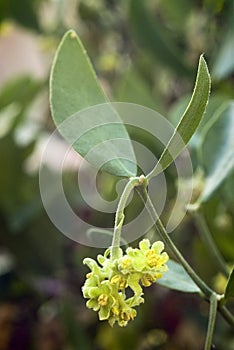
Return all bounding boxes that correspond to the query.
[111,176,146,259]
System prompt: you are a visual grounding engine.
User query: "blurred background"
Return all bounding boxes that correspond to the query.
[0,0,234,349]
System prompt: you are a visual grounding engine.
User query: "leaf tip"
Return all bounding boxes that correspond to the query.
[69,30,77,39]
[198,54,210,78]
[61,30,78,43]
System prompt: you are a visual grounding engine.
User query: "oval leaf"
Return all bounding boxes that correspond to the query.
[198,101,234,202]
[157,260,201,293]
[50,30,136,177]
[147,55,211,179]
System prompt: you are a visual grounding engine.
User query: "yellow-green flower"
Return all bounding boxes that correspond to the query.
[118,239,169,288]
[108,292,139,327]
[121,239,168,273]
[86,281,116,320]
[82,239,169,327]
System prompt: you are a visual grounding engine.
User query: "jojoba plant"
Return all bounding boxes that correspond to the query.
[48,30,234,349]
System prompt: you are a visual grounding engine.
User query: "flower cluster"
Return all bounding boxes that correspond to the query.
[82,239,169,327]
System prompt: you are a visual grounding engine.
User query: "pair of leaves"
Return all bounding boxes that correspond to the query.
[50,30,210,180]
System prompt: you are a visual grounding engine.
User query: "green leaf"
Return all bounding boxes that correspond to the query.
[224,267,234,301]
[198,101,234,202]
[50,30,136,177]
[169,94,228,149]
[148,55,211,179]
[157,260,201,293]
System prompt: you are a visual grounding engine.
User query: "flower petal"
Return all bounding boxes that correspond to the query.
[86,299,99,311]
[152,241,164,254]
[158,252,169,264]
[139,239,150,251]
[99,306,110,320]
[128,273,142,296]
[97,254,105,265]
[132,256,145,271]
[89,287,101,298]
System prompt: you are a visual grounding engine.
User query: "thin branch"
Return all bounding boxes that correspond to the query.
[205,293,217,350]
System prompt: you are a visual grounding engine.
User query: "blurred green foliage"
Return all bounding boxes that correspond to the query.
[0,0,44,30]
[0,0,234,349]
